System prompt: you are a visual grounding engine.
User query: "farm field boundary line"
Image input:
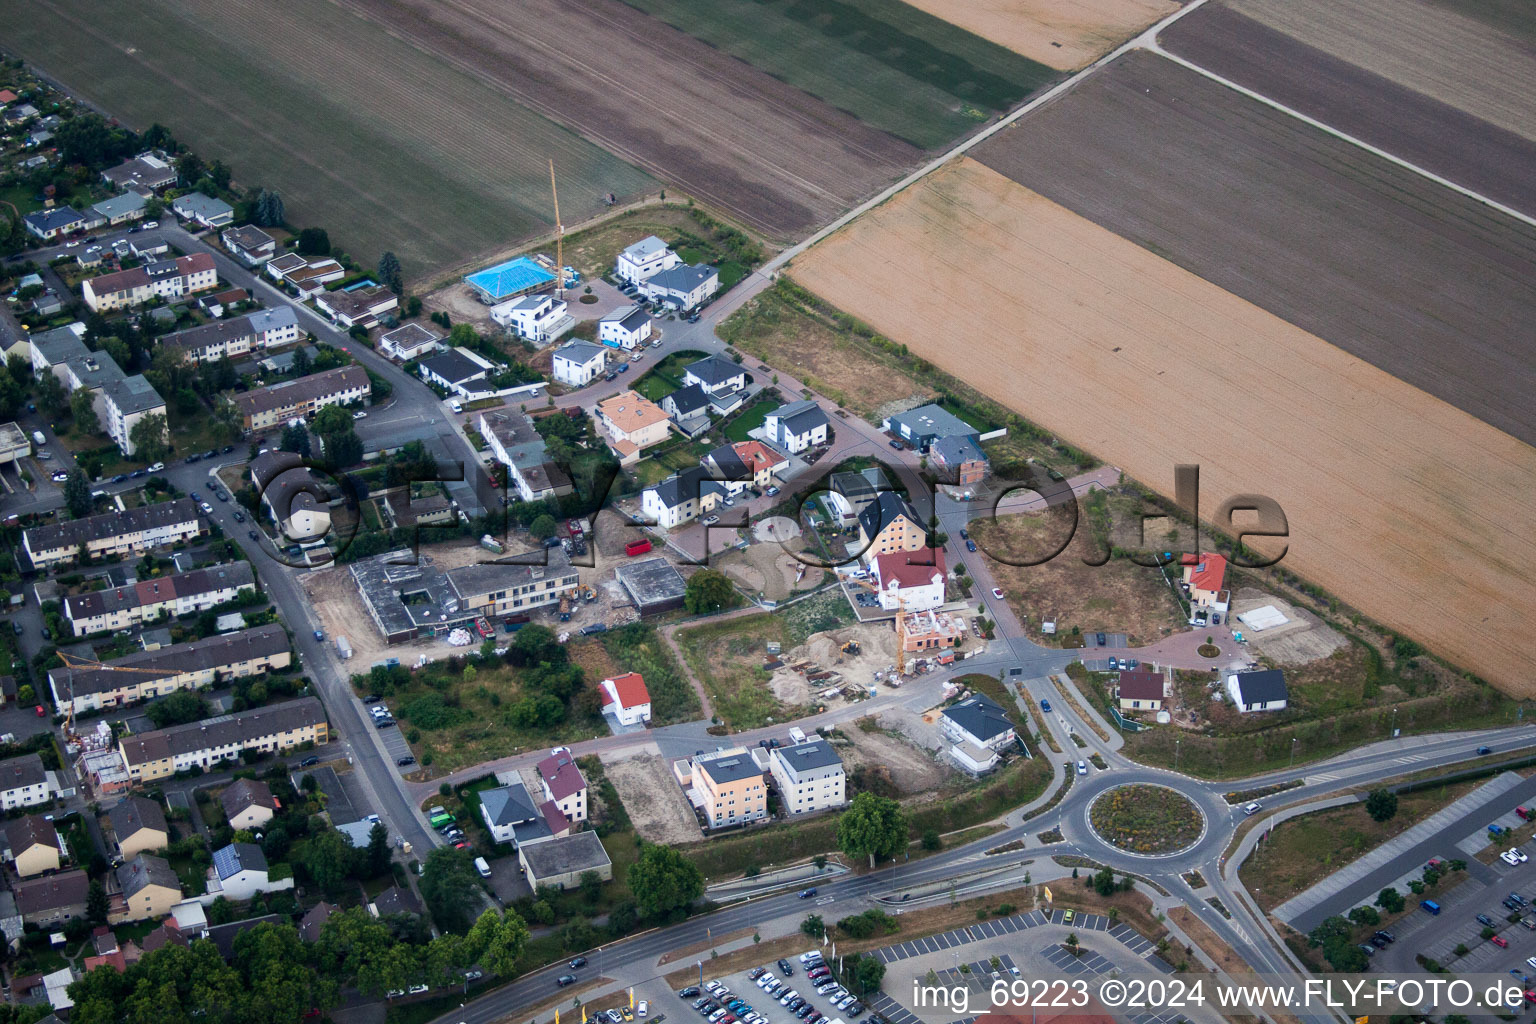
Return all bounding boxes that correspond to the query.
[1145,44,1536,231]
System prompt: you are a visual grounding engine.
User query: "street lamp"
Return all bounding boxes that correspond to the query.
[1175,737,1181,772]
[1290,736,1297,767]
[1391,706,1398,737]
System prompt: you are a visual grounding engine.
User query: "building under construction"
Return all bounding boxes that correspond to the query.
[896,609,965,653]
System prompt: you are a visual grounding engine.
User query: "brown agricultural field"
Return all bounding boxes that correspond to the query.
[1160,4,1536,217]
[970,50,1536,447]
[1225,0,1536,144]
[895,0,1178,70]
[329,0,922,241]
[790,156,1536,694]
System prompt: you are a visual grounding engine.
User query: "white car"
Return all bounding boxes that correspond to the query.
[147,462,164,472]
[353,410,367,419]
[408,984,429,995]
[1502,850,1521,865]
[706,982,724,994]
[1243,802,1262,816]
[702,514,720,526]
[199,502,214,514]
[1514,849,1530,864]
[1076,760,1088,776]
[142,220,159,229]
[798,952,821,964]
[991,587,1004,599]
[50,471,68,482]
[638,1002,648,1018]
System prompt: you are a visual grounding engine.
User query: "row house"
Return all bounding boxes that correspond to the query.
[0,754,53,811]
[229,364,370,432]
[118,697,328,784]
[64,561,255,636]
[81,254,218,313]
[160,307,301,365]
[23,498,205,569]
[314,286,398,330]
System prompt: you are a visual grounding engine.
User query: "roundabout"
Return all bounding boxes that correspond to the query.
[1087,783,1208,858]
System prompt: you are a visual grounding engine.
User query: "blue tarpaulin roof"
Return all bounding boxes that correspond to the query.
[464,256,555,301]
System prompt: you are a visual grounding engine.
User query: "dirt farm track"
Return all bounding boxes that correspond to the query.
[791,156,1536,694]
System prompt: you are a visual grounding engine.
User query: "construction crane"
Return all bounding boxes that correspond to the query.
[54,650,169,742]
[549,158,565,300]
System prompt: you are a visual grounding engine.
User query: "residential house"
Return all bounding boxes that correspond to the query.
[417,347,496,398]
[23,498,205,569]
[929,433,989,487]
[638,264,718,311]
[102,374,167,457]
[267,254,345,297]
[640,466,725,530]
[1226,669,1288,713]
[715,440,787,490]
[614,236,678,286]
[23,206,85,241]
[221,225,277,266]
[479,409,571,503]
[378,488,455,531]
[536,751,588,824]
[230,365,371,432]
[882,404,978,450]
[250,450,333,542]
[370,885,422,919]
[128,234,170,259]
[208,843,277,900]
[660,383,709,431]
[764,399,828,454]
[1116,670,1165,712]
[551,340,606,388]
[597,305,652,349]
[107,796,168,860]
[76,248,104,271]
[1181,553,1230,617]
[700,444,753,499]
[518,831,612,891]
[298,901,337,942]
[491,292,567,342]
[170,192,234,229]
[102,152,176,192]
[89,192,148,228]
[195,288,249,318]
[479,781,565,847]
[599,672,651,727]
[870,546,946,612]
[940,694,1016,752]
[0,754,52,810]
[856,491,927,563]
[682,355,746,396]
[140,918,190,953]
[14,871,89,927]
[5,815,61,877]
[82,253,218,312]
[63,561,255,636]
[831,469,884,529]
[594,390,670,465]
[768,739,846,816]
[315,286,399,330]
[220,778,278,830]
[689,748,766,830]
[48,624,291,717]
[112,855,181,923]
[160,307,301,365]
[378,322,442,362]
[117,696,328,784]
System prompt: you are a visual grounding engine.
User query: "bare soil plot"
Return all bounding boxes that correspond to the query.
[330,0,924,240]
[603,751,702,847]
[845,717,956,794]
[1160,3,1536,217]
[0,0,653,282]
[899,0,1177,70]
[714,542,826,603]
[1227,588,1346,666]
[1225,0,1536,144]
[790,156,1536,694]
[970,50,1536,446]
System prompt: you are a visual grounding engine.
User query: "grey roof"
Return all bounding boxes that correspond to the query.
[119,696,325,767]
[129,234,169,255]
[91,193,147,220]
[298,901,337,942]
[220,777,277,819]
[697,751,762,785]
[774,399,827,435]
[858,491,923,543]
[664,383,708,418]
[4,814,59,855]
[774,738,843,773]
[553,340,606,366]
[600,304,651,332]
[104,374,165,416]
[886,403,976,442]
[419,348,488,385]
[942,694,1014,743]
[519,831,611,881]
[13,870,89,916]
[248,306,299,334]
[1231,669,1288,704]
[213,841,267,879]
[0,753,47,793]
[372,884,421,917]
[64,560,254,623]
[379,322,440,350]
[706,444,747,481]
[480,781,539,827]
[650,466,712,510]
[23,207,84,232]
[103,153,176,189]
[116,854,179,899]
[172,192,233,220]
[24,498,202,556]
[831,468,886,501]
[222,225,274,250]
[479,408,546,467]
[615,557,688,610]
[350,549,577,640]
[107,795,167,843]
[232,365,370,418]
[50,624,288,699]
[685,355,741,388]
[28,324,89,366]
[647,263,717,295]
[931,433,986,466]
[621,236,669,262]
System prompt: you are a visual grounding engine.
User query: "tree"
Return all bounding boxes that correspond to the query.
[255,189,286,227]
[378,251,403,295]
[1365,788,1398,823]
[419,847,484,933]
[837,792,908,869]
[128,413,170,462]
[921,828,941,851]
[853,955,886,994]
[1092,865,1116,897]
[280,423,312,458]
[800,914,824,938]
[1348,905,1380,927]
[297,227,331,256]
[529,514,558,541]
[464,908,530,978]
[291,345,312,377]
[37,368,66,417]
[64,469,93,518]
[16,684,34,705]
[86,880,109,923]
[71,388,101,435]
[628,843,703,919]
[1064,932,1080,957]
[145,690,209,728]
[1376,887,1405,913]
[365,822,391,878]
[684,568,736,614]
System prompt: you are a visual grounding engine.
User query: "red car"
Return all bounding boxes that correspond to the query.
[34,705,45,717]
[1493,935,1510,948]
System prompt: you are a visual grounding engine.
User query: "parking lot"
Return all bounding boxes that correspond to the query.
[641,950,873,1024]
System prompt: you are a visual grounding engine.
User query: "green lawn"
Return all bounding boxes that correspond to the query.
[615,0,1056,148]
[723,397,774,442]
[0,0,652,281]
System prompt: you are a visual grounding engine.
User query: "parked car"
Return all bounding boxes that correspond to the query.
[1478,914,1497,927]
[680,988,700,998]
[1076,760,1088,775]
[965,539,977,551]
[777,960,794,976]
[248,529,260,540]
[396,756,416,766]
[991,587,1004,599]
[298,756,320,767]
[1494,936,1511,948]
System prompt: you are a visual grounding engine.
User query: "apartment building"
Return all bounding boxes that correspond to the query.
[229,365,370,432]
[351,551,580,644]
[63,561,255,636]
[160,307,301,365]
[536,751,588,824]
[82,253,218,313]
[856,492,928,564]
[118,696,327,783]
[48,624,291,717]
[101,374,167,457]
[0,753,52,810]
[690,748,767,830]
[594,390,670,465]
[479,409,572,503]
[23,498,205,569]
[769,739,846,816]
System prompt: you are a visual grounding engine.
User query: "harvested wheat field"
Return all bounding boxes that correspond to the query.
[901,0,1177,69]
[790,157,1536,693]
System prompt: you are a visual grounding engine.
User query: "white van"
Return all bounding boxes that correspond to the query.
[449,399,463,414]
[474,856,492,878]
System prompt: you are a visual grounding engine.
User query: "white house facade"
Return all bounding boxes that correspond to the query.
[614,236,679,285]
[597,305,652,349]
[765,399,829,454]
[491,293,568,343]
[551,340,606,388]
[768,739,846,816]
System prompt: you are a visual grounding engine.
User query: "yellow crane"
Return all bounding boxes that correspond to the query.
[549,158,565,300]
[54,650,171,741]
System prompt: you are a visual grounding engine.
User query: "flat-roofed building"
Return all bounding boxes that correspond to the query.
[690,748,767,830]
[350,550,580,644]
[768,739,846,816]
[0,422,30,467]
[378,322,442,362]
[23,499,205,569]
[118,697,327,784]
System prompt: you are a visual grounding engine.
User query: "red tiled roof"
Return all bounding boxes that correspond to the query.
[538,799,569,836]
[731,440,787,473]
[1117,669,1165,700]
[536,752,586,801]
[1184,551,1227,593]
[602,672,650,709]
[874,547,945,591]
